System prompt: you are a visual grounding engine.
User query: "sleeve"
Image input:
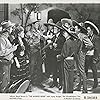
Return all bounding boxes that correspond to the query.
[0,38,6,56]
[82,35,93,50]
[61,41,70,59]
[23,39,30,56]
[93,36,100,58]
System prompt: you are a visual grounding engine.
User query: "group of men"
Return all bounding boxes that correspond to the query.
[0,17,99,93]
[42,18,100,93]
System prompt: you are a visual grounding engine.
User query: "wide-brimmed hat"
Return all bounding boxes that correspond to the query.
[44,21,78,39]
[62,24,78,39]
[84,21,99,35]
[72,20,88,34]
[1,20,15,31]
[56,21,62,27]
[44,22,63,30]
[61,18,73,27]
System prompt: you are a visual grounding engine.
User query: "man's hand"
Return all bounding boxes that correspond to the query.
[53,43,57,48]
[56,54,63,61]
[2,44,19,57]
[11,44,19,52]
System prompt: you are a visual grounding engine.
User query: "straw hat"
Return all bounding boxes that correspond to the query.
[44,22,63,30]
[72,20,88,34]
[1,20,15,31]
[62,24,78,39]
[84,21,99,35]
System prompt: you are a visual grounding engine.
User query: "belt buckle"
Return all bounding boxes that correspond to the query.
[65,57,74,60]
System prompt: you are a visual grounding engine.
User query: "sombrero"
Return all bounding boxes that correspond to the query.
[61,18,73,27]
[56,21,62,27]
[44,21,78,39]
[84,21,99,35]
[72,20,88,34]
[62,24,78,39]
[44,22,63,30]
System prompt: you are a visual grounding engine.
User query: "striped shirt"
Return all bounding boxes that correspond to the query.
[78,33,93,52]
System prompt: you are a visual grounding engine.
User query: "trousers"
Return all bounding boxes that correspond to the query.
[75,50,87,92]
[85,55,98,87]
[30,51,42,84]
[1,63,11,92]
[63,59,75,93]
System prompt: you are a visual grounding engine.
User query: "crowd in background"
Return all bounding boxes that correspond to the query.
[0,17,100,93]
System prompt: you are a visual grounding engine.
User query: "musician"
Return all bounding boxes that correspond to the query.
[0,20,18,92]
[84,21,99,89]
[43,20,56,78]
[72,20,93,93]
[51,21,66,90]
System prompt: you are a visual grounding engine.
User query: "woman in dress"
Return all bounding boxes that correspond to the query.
[5,24,30,93]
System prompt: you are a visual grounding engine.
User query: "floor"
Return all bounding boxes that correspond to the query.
[26,69,100,94]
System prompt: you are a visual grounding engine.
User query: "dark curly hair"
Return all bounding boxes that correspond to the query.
[12,24,24,38]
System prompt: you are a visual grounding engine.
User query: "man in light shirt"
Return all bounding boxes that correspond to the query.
[84,21,99,89]
[72,20,93,93]
[0,20,18,92]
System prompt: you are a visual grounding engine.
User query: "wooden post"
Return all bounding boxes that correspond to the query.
[4,4,8,20]
[20,4,23,26]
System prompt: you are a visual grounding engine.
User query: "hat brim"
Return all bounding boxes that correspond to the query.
[62,25,78,39]
[44,23,63,30]
[2,23,15,31]
[61,18,73,26]
[72,20,88,34]
[84,21,99,35]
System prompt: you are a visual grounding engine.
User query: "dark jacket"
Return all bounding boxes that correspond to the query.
[55,34,66,54]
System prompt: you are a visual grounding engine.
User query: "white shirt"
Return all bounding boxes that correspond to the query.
[86,49,94,56]
[0,34,14,60]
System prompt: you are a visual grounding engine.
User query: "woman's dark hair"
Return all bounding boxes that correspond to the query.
[12,25,24,38]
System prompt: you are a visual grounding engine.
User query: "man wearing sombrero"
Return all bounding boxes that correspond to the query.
[72,20,93,93]
[84,21,99,89]
[61,18,74,32]
[43,20,66,88]
[0,20,18,92]
[50,21,66,89]
[60,18,80,93]
[43,20,56,80]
